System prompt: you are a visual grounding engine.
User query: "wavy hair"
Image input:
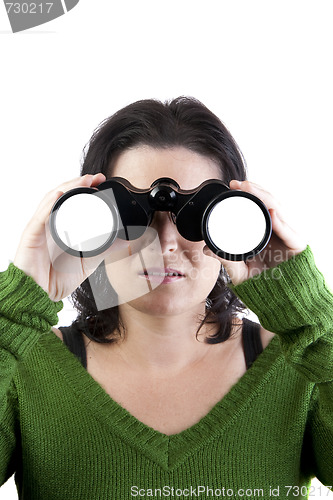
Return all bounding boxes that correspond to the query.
[70,97,247,344]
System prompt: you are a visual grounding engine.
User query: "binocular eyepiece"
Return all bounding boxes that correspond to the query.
[49,177,272,261]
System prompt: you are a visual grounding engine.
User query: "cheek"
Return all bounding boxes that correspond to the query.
[103,228,166,302]
[200,255,221,286]
[221,260,245,284]
[104,254,164,305]
[185,244,221,284]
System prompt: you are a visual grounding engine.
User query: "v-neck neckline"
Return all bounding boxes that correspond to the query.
[40,332,282,471]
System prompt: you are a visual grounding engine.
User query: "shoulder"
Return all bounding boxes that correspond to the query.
[242,317,275,350]
[260,326,275,349]
[51,327,63,341]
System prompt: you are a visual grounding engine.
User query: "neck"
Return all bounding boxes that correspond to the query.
[113,304,217,374]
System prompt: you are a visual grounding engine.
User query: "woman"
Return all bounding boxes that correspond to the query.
[0,97,332,499]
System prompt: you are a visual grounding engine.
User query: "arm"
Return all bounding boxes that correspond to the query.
[0,264,62,485]
[230,246,333,484]
[230,246,333,383]
[0,172,106,485]
[203,179,332,483]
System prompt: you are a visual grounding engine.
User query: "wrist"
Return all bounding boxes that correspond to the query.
[0,263,63,326]
[229,246,331,334]
[0,264,63,359]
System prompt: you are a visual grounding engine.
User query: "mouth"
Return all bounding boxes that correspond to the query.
[138,267,185,284]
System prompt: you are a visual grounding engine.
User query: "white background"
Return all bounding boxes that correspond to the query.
[0,1,332,498]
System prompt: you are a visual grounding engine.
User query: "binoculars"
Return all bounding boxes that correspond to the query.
[49,177,272,261]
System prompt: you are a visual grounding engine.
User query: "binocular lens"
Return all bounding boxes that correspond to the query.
[205,195,269,259]
[52,192,117,254]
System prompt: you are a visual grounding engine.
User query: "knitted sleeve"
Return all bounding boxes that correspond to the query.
[0,264,63,485]
[230,246,333,484]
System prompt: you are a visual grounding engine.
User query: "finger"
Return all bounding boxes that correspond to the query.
[24,174,106,239]
[229,180,282,213]
[42,173,106,212]
[270,209,307,253]
[24,189,65,239]
[42,174,107,217]
[230,179,271,193]
[55,173,106,193]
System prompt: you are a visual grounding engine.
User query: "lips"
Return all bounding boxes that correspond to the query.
[139,267,185,277]
[138,267,185,284]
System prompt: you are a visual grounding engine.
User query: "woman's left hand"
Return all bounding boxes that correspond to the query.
[203,180,307,286]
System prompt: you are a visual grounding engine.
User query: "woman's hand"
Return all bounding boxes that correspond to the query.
[14,173,111,302]
[203,180,307,286]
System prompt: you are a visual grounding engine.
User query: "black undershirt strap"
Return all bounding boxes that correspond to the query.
[242,318,263,369]
[59,325,87,369]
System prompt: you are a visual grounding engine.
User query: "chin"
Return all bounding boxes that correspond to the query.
[127,297,183,316]
[125,287,206,318]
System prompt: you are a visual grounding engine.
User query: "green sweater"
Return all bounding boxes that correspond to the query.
[0,246,332,500]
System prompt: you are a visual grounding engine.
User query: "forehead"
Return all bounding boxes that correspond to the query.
[109,146,222,190]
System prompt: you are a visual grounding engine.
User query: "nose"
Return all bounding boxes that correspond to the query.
[150,211,178,254]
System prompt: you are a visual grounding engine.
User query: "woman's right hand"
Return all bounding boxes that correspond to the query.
[14,174,109,302]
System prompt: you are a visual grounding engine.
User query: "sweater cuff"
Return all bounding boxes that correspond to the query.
[0,264,63,359]
[229,247,333,382]
[229,246,332,336]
